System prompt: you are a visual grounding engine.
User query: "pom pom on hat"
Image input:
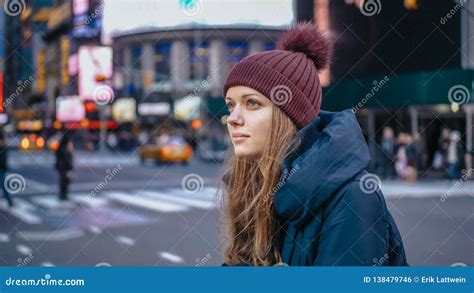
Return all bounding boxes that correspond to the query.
[277,22,333,71]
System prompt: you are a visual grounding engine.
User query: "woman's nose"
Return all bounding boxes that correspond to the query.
[227,107,243,125]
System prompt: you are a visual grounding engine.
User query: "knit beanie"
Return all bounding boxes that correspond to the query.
[223,22,333,129]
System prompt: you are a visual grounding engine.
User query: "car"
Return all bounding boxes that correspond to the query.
[19,134,45,151]
[139,136,193,165]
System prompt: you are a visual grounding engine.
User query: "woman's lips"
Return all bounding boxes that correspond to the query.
[231,133,250,142]
[232,136,248,143]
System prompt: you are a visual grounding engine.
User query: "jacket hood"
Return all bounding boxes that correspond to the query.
[274,110,371,227]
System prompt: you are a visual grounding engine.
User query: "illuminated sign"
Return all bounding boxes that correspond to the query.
[36,50,46,93]
[113,98,136,122]
[60,36,70,86]
[78,46,113,100]
[138,103,171,116]
[56,96,86,122]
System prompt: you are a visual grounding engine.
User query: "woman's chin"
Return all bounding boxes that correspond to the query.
[233,147,261,160]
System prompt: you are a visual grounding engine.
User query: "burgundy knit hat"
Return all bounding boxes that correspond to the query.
[223,22,333,129]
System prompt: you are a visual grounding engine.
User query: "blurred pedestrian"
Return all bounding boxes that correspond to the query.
[414,132,426,172]
[138,130,149,146]
[107,132,118,151]
[433,127,451,170]
[220,22,407,266]
[55,135,74,201]
[0,128,13,207]
[447,130,463,180]
[405,134,418,183]
[378,127,396,179]
[395,133,408,180]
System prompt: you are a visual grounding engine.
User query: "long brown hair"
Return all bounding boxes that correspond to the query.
[221,105,300,266]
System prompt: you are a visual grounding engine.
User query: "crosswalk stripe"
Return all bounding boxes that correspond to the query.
[17,228,85,242]
[116,235,135,247]
[3,198,42,225]
[105,191,188,213]
[158,251,184,264]
[0,233,10,242]
[140,190,215,209]
[70,194,108,207]
[88,225,103,234]
[172,187,221,201]
[31,196,76,209]
[16,244,32,255]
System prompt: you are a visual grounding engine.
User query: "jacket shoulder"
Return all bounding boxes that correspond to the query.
[323,173,387,222]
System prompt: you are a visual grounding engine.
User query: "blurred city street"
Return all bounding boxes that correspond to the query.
[0,0,473,270]
[0,150,472,266]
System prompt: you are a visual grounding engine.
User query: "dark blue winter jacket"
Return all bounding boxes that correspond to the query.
[274,110,408,266]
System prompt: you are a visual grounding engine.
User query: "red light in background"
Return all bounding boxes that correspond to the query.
[85,101,97,112]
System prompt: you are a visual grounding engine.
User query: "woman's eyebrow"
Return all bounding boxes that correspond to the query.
[226,93,262,101]
[241,93,262,99]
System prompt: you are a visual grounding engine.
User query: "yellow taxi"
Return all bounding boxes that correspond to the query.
[19,134,46,151]
[139,136,193,165]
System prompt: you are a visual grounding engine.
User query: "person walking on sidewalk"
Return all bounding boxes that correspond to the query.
[379,127,396,179]
[447,130,464,180]
[0,128,13,207]
[220,22,407,266]
[55,135,74,201]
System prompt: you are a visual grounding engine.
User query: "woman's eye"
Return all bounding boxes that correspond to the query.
[247,99,259,108]
[226,103,235,111]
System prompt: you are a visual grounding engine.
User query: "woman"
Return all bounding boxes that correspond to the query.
[220,22,407,266]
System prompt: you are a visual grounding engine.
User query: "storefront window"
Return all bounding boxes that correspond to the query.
[189,41,209,81]
[228,41,248,71]
[154,42,171,82]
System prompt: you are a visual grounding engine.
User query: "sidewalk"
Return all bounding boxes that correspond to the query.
[381,179,474,199]
[9,150,139,168]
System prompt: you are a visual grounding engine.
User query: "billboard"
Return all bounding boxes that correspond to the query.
[112,98,136,122]
[78,46,113,100]
[56,96,86,122]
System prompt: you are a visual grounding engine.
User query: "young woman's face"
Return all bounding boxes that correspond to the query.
[225,86,273,160]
